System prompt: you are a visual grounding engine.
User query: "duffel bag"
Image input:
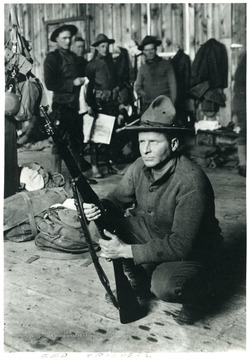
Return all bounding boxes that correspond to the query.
[4,187,69,242]
[34,207,98,254]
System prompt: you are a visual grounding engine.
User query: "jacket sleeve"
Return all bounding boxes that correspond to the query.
[44,52,74,93]
[134,67,146,97]
[84,62,97,108]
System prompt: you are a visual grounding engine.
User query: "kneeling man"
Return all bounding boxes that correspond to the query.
[83,95,223,325]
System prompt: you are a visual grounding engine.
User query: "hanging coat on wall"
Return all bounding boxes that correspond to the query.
[171,49,193,126]
[171,49,191,105]
[189,38,228,116]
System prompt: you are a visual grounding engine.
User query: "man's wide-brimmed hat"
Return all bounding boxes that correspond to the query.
[50,24,78,42]
[91,33,115,47]
[125,95,190,132]
[138,35,162,51]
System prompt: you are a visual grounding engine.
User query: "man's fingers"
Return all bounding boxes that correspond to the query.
[83,203,95,209]
[103,229,113,237]
[99,251,109,259]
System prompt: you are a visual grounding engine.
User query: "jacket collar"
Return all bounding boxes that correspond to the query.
[143,156,177,184]
[145,55,162,65]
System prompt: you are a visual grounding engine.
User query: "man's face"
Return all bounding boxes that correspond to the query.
[72,40,85,57]
[56,30,72,50]
[139,131,176,168]
[143,44,157,60]
[97,42,109,57]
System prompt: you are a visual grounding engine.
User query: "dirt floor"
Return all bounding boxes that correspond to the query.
[3,146,246,353]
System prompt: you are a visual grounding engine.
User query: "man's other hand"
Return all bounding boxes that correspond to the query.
[99,229,133,259]
[83,203,101,221]
[73,77,85,86]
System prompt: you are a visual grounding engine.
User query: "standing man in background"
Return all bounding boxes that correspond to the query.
[135,35,177,112]
[85,33,121,178]
[71,36,87,76]
[44,24,94,181]
[232,51,246,177]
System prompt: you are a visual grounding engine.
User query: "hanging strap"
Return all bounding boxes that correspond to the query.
[9,5,21,54]
[9,4,32,61]
[20,192,38,238]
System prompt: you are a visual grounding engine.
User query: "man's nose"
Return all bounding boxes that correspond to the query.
[143,143,151,153]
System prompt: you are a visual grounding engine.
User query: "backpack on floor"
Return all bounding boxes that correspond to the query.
[34,207,99,254]
[4,187,69,242]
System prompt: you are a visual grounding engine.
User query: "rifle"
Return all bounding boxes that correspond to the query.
[40,105,146,324]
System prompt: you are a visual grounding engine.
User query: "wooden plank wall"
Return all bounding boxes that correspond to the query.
[4,3,246,126]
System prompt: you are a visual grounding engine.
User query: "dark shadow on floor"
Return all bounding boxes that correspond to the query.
[206,224,246,315]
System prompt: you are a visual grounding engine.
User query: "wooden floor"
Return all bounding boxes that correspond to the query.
[4,148,246,353]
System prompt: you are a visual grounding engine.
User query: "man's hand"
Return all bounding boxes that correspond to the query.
[99,230,133,259]
[73,77,85,86]
[112,86,119,101]
[83,203,101,221]
[87,106,96,118]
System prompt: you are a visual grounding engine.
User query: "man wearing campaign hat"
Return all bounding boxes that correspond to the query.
[44,24,95,181]
[85,33,122,178]
[83,95,223,325]
[135,35,177,112]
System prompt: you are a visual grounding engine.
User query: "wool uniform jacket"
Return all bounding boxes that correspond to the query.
[44,48,81,108]
[135,55,177,106]
[104,155,223,266]
[85,53,119,92]
[85,53,120,109]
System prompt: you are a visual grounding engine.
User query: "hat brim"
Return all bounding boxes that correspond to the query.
[138,40,162,51]
[91,39,115,47]
[124,125,193,132]
[50,25,78,42]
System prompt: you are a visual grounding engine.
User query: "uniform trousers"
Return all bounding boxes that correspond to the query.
[89,216,211,306]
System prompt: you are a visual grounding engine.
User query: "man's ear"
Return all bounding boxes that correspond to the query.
[171,138,179,152]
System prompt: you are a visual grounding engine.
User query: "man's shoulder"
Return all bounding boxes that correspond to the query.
[126,157,145,175]
[45,49,61,61]
[176,155,211,189]
[85,57,98,69]
[77,56,87,65]
[159,57,173,68]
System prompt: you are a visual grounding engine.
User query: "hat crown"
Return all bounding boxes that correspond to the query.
[95,33,109,43]
[91,33,115,47]
[138,35,162,51]
[141,96,176,127]
[143,35,159,44]
[50,24,78,42]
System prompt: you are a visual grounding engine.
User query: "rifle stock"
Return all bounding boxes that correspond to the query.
[40,105,146,324]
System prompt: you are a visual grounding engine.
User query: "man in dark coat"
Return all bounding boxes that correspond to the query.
[83,95,223,325]
[135,36,177,112]
[232,51,246,176]
[44,24,93,178]
[85,33,121,178]
[71,36,88,76]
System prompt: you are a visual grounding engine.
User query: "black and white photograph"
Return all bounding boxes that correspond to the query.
[2,0,249,355]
